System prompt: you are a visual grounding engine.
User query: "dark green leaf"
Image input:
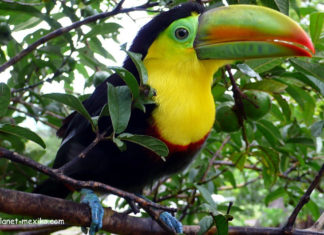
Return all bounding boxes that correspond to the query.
[196,185,217,209]
[274,0,289,15]
[273,94,291,121]
[198,215,213,235]
[0,132,25,152]
[214,214,228,235]
[85,22,121,39]
[290,59,324,83]
[125,50,148,85]
[88,36,115,61]
[287,137,314,147]
[0,124,46,149]
[108,67,140,100]
[256,122,280,147]
[43,93,94,128]
[0,83,10,117]
[286,85,315,125]
[243,80,287,93]
[99,104,109,118]
[212,84,226,101]
[119,133,169,157]
[107,84,132,134]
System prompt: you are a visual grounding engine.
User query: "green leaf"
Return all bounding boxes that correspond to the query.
[236,63,260,79]
[125,50,148,85]
[88,36,115,61]
[99,104,109,119]
[286,85,315,125]
[258,120,282,140]
[311,121,324,137]
[212,84,227,101]
[287,137,314,147]
[214,214,228,235]
[306,199,320,220]
[0,83,10,117]
[243,80,287,93]
[108,67,140,100]
[113,136,126,152]
[273,94,291,121]
[310,12,324,44]
[0,124,46,149]
[0,132,25,152]
[265,188,287,206]
[235,58,284,79]
[119,133,169,157]
[256,122,280,148]
[196,185,217,209]
[223,171,236,188]
[107,84,132,134]
[257,146,279,174]
[13,17,42,31]
[198,215,213,235]
[230,152,247,171]
[274,0,289,15]
[43,93,94,128]
[290,59,324,83]
[85,22,122,39]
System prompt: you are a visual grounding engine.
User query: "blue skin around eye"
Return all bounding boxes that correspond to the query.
[80,189,104,235]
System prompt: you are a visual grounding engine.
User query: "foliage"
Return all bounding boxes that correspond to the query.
[0,0,323,234]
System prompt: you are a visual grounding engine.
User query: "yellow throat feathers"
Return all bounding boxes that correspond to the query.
[143,15,226,146]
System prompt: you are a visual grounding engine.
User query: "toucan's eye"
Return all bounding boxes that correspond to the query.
[175,27,189,40]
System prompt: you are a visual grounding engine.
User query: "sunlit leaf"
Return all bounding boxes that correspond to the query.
[0,124,46,149]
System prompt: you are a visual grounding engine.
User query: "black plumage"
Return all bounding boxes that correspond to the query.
[34,3,205,198]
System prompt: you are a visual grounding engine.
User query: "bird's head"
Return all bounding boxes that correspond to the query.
[125,3,314,78]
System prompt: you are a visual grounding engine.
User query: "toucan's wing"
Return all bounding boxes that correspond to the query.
[53,73,124,169]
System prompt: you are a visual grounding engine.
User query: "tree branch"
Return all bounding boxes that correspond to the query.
[0,147,175,213]
[282,163,324,233]
[1,188,323,235]
[0,0,159,73]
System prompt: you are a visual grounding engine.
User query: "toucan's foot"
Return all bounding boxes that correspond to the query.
[160,211,183,233]
[80,189,104,235]
[134,194,183,233]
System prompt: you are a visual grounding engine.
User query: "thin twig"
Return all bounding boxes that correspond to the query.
[201,135,230,182]
[0,0,158,73]
[11,98,64,120]
[12,54,71,93]
[282,163,324,233]
[7,106,59,130]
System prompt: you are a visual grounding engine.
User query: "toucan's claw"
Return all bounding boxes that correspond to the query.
[160,211,183,234]
[81,189,104,235]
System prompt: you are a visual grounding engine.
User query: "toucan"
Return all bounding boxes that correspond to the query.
[34,2,314,234]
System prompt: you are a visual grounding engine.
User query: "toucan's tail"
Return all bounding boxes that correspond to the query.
[33,179,71,198]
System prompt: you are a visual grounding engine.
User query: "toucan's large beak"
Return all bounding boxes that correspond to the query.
[194,5,315,60]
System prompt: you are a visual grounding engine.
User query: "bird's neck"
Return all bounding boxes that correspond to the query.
[144,55,220,147]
